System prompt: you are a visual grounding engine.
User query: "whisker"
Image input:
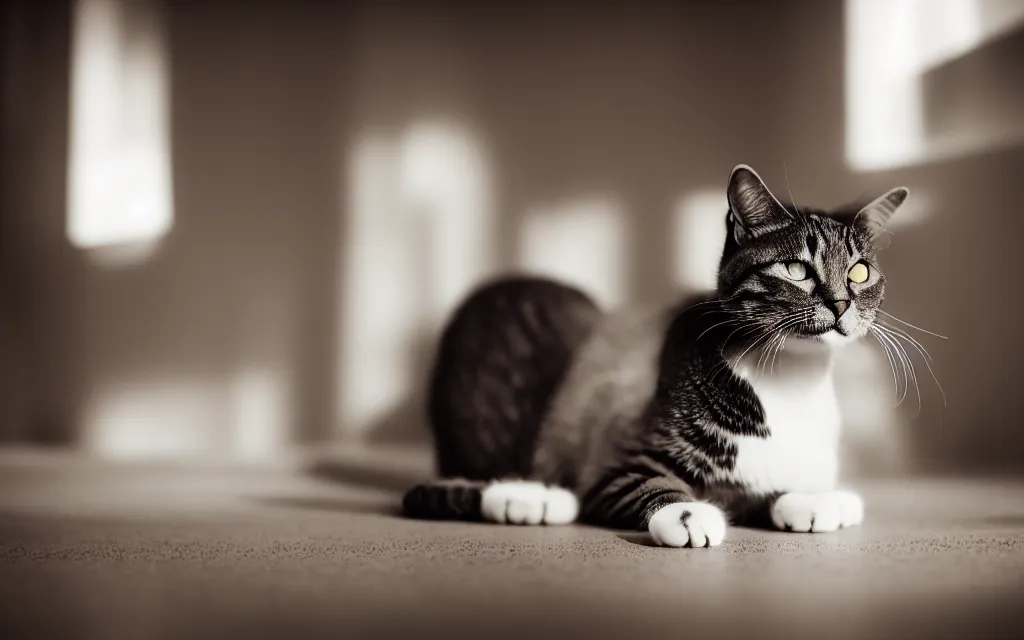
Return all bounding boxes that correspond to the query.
[715,308,798,353]
[729,313,809,373]
[690,293,741,307]
[888,329,919,411]
[706,323,768,383]
[877,309,948,340]
[876,326,921,413]
[709,324,778,382]
[688,292,743,312]
[762,332,786,379]
[770,334,786,374]
[755,332,782,381]
[722,322,761,345]
[869,326,901,403]
[872,326,910,405]
[695,317,750,343]
[704,306,814,383]
[876,325,947,408]
[783,160,813,236]
[877,322,935,363]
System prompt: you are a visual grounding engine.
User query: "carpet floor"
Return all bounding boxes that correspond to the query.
[1,448,1022,640]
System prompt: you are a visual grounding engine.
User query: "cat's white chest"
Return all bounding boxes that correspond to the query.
[723,364,841,494]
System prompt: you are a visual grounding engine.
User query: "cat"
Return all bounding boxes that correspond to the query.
[402,164,909,548]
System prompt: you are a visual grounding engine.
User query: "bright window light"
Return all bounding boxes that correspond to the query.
[337,120,494,439]
[672,190,728,292]
[84,379,220,459]
[67,0,173,254]
[517,196,629,309]
[845,0,1024,171]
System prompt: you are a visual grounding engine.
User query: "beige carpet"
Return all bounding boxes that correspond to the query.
[1,448,1022,639]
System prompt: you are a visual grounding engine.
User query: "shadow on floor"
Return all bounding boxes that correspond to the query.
[249,495,403,517]
[617,531,657,547]
[304,456,432,494]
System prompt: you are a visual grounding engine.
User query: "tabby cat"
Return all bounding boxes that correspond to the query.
[403,164,909,548]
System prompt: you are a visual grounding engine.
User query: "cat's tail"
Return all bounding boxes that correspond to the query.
[402,479,579,525]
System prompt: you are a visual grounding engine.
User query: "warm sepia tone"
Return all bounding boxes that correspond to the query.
[1,1,1022,638]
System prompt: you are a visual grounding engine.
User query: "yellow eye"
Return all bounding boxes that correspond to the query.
[785,261,807,280]
[848,262,870,284]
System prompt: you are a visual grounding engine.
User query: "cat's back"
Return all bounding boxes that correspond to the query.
[531,304,674,484]
[560,305,671,415]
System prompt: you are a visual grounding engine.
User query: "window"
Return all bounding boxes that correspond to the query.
[66,0,172,259]
[845,0,1024,171]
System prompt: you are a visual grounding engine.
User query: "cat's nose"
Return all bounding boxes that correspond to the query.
[826,299,850,319]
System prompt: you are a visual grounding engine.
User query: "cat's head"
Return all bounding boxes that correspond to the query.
[716,164,909,348]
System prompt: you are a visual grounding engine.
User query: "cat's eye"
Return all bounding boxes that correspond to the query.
[848,262,870,284]
[785,261,808,280]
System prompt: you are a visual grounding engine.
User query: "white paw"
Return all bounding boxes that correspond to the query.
[770,490,864,533]
[648,502,727,548]
[481,481,579,525]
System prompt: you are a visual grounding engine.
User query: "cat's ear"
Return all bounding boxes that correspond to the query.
[853,187,909,242]
[726,164,790,241]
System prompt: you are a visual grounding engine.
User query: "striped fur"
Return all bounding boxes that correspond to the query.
[402,479,485,521]
[403,165,908,546]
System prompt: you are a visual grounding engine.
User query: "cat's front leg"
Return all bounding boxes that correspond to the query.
[582,465,727,548]
[769,490,864,533]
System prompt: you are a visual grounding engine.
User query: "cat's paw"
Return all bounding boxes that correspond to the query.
[481,481,579,525]
[770,490,864,533]
[648,502,727,548]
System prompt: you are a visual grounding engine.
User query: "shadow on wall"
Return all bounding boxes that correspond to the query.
[881,146,1024,475]
[0,0,82,445]
[919,10,1024,162]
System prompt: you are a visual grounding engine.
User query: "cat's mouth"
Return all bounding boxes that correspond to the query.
[792,322,865,347]
[793,323,856,343]
[796,324,844,338]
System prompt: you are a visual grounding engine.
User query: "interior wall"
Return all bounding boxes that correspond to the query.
[70,0,353,456]
[0,0,80,445]
[2,0,1022,475]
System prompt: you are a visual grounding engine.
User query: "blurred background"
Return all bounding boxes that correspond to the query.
[2,0,1023,478]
